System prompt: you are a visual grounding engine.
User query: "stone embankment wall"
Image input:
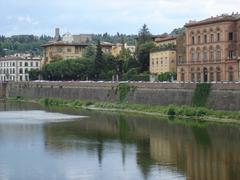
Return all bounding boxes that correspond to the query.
[0,82,7,99]
[4,81,240,110]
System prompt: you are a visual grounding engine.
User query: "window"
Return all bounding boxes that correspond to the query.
[30,62,33,66]
[210,34,214,43]
[197,50,200,61]
[67,48,72,52]
[191,73,195,82]
[210,50,214,61]
[203,48,207,62]
[19,68,23,74]
[191,49,195,62]
[36,62,39,67]
[228,66,234,81]
[216,67,221,81]
[217,33,220,41]
[192,36,195,44]
[204,35,207,43]
[198,36,201,44]
[229,32,234,41]
[20,62,22,66]
[216,48,221,61]
[229,50,236,59]
[25,62,28,67]
[210,72,214,81]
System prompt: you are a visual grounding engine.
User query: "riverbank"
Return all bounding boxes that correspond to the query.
[8,97,240,124]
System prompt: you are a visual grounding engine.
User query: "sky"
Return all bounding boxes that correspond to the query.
[0,0,239,36]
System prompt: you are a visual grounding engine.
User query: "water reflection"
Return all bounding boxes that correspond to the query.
[0,101,240,180]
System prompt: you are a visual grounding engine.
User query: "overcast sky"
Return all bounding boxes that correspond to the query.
[0,0,239,36]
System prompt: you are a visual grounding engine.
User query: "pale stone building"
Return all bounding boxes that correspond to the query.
[42,28,91,64]
[0,56,41,81]
[150,36,177,75]
[177,13,240,82]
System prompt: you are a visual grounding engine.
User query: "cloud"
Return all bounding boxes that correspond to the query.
[0,0,239,35]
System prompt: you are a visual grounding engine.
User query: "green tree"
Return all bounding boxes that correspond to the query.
[158,72,177,82]
[94,40,103,79]
[136,42,156,72]
[137,24,152,44]
[29,69,41,81]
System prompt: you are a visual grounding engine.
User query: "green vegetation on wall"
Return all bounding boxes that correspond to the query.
[116,83,137,103]
[192,83,211,107]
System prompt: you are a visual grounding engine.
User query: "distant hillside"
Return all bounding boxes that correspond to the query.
[0,35,52,56]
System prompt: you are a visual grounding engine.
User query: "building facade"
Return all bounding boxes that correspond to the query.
[177,13,240,82]
[150,50,176,75]
[0,57,41,81]
[150,36,177,75]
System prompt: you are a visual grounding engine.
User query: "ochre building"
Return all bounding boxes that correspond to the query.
[150,50,176,75]
[177,13,240,82]
[150,36,177,75]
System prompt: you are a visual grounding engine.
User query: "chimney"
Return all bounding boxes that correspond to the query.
[54,28,60,41]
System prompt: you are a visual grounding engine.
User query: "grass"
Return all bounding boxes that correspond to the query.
[7,97,240,123]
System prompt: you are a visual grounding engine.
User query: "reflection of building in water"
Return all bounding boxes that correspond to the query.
[43,112,240,180]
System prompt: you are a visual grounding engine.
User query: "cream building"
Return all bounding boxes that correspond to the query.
[111,43,136,57]
[42,28,91,64]
[150,35,177,75]
[0,56,41,81]
[150,50,176,75]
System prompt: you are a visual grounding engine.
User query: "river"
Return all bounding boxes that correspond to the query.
[0,101,239,180]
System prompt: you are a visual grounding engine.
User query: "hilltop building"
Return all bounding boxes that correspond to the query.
[177,13,240,82]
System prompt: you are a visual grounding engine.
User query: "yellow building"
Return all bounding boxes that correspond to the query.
[42,28,90,64]
[111,43,136,57]
[42,42,87,64]
[153,35,177,47]
[150,50,176,75]
[150,35,177,75]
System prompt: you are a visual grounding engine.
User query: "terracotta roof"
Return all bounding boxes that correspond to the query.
[185,13,240,27]
[0,56,41,61]
[41,41,89,47]
[153,35,176,42]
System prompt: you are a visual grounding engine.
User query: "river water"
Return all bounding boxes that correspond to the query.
[0,101,240,180]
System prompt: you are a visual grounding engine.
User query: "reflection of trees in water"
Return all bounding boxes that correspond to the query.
[43,111,240,180]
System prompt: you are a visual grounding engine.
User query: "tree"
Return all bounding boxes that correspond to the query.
[94,40,103,79]
[136,42,156,72]
[83,45,96,57]
[0,44,5,57]
[137,24,152,44]
[29,69,41,81]
[158,72,177,82]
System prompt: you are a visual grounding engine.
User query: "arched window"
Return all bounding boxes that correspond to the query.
[197,68,201,82]
[180,68,185,82]
[191,49,195,62]
[228,66,234,82]
[216,67,221,81]
[216,46,221,61]
[209,46,214,61]
[209,67,214,81]
[197,48,200,62]
[203,47,207,62]
[191,68,195,82]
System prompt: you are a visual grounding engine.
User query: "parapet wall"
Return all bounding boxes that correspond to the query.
[5,81,240,110]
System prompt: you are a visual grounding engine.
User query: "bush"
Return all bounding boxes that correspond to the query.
[167,106,176,116]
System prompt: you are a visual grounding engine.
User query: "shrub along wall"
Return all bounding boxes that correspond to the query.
[5,82,240,111]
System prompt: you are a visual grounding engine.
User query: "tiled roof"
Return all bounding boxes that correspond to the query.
[185,13,240,27]
[0,56,41,61]
[41,41,89,47]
